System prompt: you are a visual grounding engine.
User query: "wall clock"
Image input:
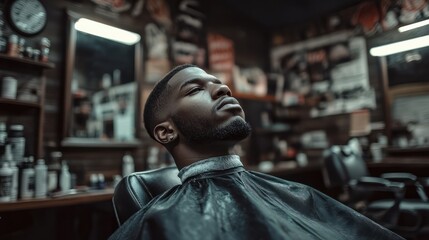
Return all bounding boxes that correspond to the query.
[6,0,48,36]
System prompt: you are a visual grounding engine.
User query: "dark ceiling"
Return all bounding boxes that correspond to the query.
[223,0,364,29]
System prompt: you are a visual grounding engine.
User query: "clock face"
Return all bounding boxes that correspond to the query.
[8,0,47,36]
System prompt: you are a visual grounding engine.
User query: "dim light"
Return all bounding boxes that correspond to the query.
[74,18,141,45]
[398,19,429,32]
[369,35,429,57]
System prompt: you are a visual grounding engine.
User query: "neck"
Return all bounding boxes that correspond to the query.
[170,141,235,169]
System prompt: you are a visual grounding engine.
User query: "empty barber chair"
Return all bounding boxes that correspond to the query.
[112,166,181,226]
[322,145,429,239]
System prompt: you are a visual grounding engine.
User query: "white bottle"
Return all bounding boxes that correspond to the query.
[60,161,71,192]
[0,162,13,202]
[3,145,18,201]
[122,153,135,177]
[20,156,35,199]
[35,159,48,198]
[9,124,25,164]
[97,173,105,189]
[90,173,98,189]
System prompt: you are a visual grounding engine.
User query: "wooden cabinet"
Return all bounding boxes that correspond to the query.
[0,53,54,159]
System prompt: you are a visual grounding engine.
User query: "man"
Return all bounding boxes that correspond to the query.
[109,64,404,239]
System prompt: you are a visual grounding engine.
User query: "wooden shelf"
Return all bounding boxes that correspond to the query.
[0,53,55,69]
[0,98,41,109]
[386,146,429,154]
[0,45,54,162]
[0,188,114,212]
[62,138,142,148]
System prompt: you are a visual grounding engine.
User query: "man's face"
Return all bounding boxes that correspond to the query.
[166,67,251,143]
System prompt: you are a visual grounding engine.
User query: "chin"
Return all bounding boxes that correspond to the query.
[172,114,251,143]
[216,117,252,141]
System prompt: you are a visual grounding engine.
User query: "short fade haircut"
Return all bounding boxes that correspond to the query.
[143,64,197,140]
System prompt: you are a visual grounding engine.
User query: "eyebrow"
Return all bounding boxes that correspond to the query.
[179,78,222,91]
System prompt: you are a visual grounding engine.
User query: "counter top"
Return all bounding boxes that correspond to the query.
[0,188,114,212]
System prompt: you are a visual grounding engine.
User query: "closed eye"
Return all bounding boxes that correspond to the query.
[186,87,203,96]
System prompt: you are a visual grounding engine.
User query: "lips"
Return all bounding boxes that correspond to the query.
[216,97,242,111]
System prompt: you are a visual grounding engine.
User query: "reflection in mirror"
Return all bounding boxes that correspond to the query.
[63,12,142,146]
[368,22,429,148]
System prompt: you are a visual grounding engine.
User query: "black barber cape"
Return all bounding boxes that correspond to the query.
[109,155,404,240]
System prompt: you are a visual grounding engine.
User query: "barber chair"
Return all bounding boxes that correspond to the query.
[322,145,429,239]
[112,166,181,226]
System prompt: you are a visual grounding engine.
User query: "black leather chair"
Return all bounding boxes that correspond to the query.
[112,165,181,226]
[322,145,429,239]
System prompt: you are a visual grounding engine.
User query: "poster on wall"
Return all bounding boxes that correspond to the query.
[271,32,375,117]
[145,0,173,28]
[207,33,234,88]
[172,0,207,67]
[144,22,171,83]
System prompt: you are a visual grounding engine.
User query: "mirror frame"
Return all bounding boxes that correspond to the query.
[62,10,142,147]
[380,55,429,147]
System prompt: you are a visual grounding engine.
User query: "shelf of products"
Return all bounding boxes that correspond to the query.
[0,188,114,212]
[0,53,55,69]
[0,54,55,159]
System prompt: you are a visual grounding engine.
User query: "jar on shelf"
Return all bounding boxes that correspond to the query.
[18,38,25,57]
[7,35,18,57]
[39,37,50,62]
[1,76,17,99]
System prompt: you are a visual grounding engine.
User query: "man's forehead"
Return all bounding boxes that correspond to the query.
[168,67,216,88]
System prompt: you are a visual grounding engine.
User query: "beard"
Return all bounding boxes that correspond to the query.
[172,116,252,144]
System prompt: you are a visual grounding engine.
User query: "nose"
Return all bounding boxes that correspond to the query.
[211,83,231,99]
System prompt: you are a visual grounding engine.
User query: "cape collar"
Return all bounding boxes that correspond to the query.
[178,155,243,182]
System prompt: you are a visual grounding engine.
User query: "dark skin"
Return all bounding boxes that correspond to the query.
[153,67,246,169]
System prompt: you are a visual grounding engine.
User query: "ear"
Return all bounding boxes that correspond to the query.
[153,121,177,144]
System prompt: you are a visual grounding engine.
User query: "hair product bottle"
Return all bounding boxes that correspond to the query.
[4,144,18,201]
[60,161,71,192]
[9,124,25,164]
[122,152,135,177]
[47,151,62,193]
[35,159,48,198]
[19,156,35,199]
[0,161,13,202]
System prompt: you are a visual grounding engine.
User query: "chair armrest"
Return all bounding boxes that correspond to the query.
[350,176,405,193]
[381,173,429,202]
[380,172,417,184]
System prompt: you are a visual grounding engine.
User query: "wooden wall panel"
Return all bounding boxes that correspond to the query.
[33,0,269,185]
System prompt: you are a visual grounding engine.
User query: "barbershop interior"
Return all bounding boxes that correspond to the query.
[1,0,429,239]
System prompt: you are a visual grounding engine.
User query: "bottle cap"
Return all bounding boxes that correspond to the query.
[97,173,105,182]
[40,37,50,47]
[9,34,18,43]
[123,153,133,163]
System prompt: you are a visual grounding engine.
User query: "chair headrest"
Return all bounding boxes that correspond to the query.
[322,145,368,188]
[112,165,181,226]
